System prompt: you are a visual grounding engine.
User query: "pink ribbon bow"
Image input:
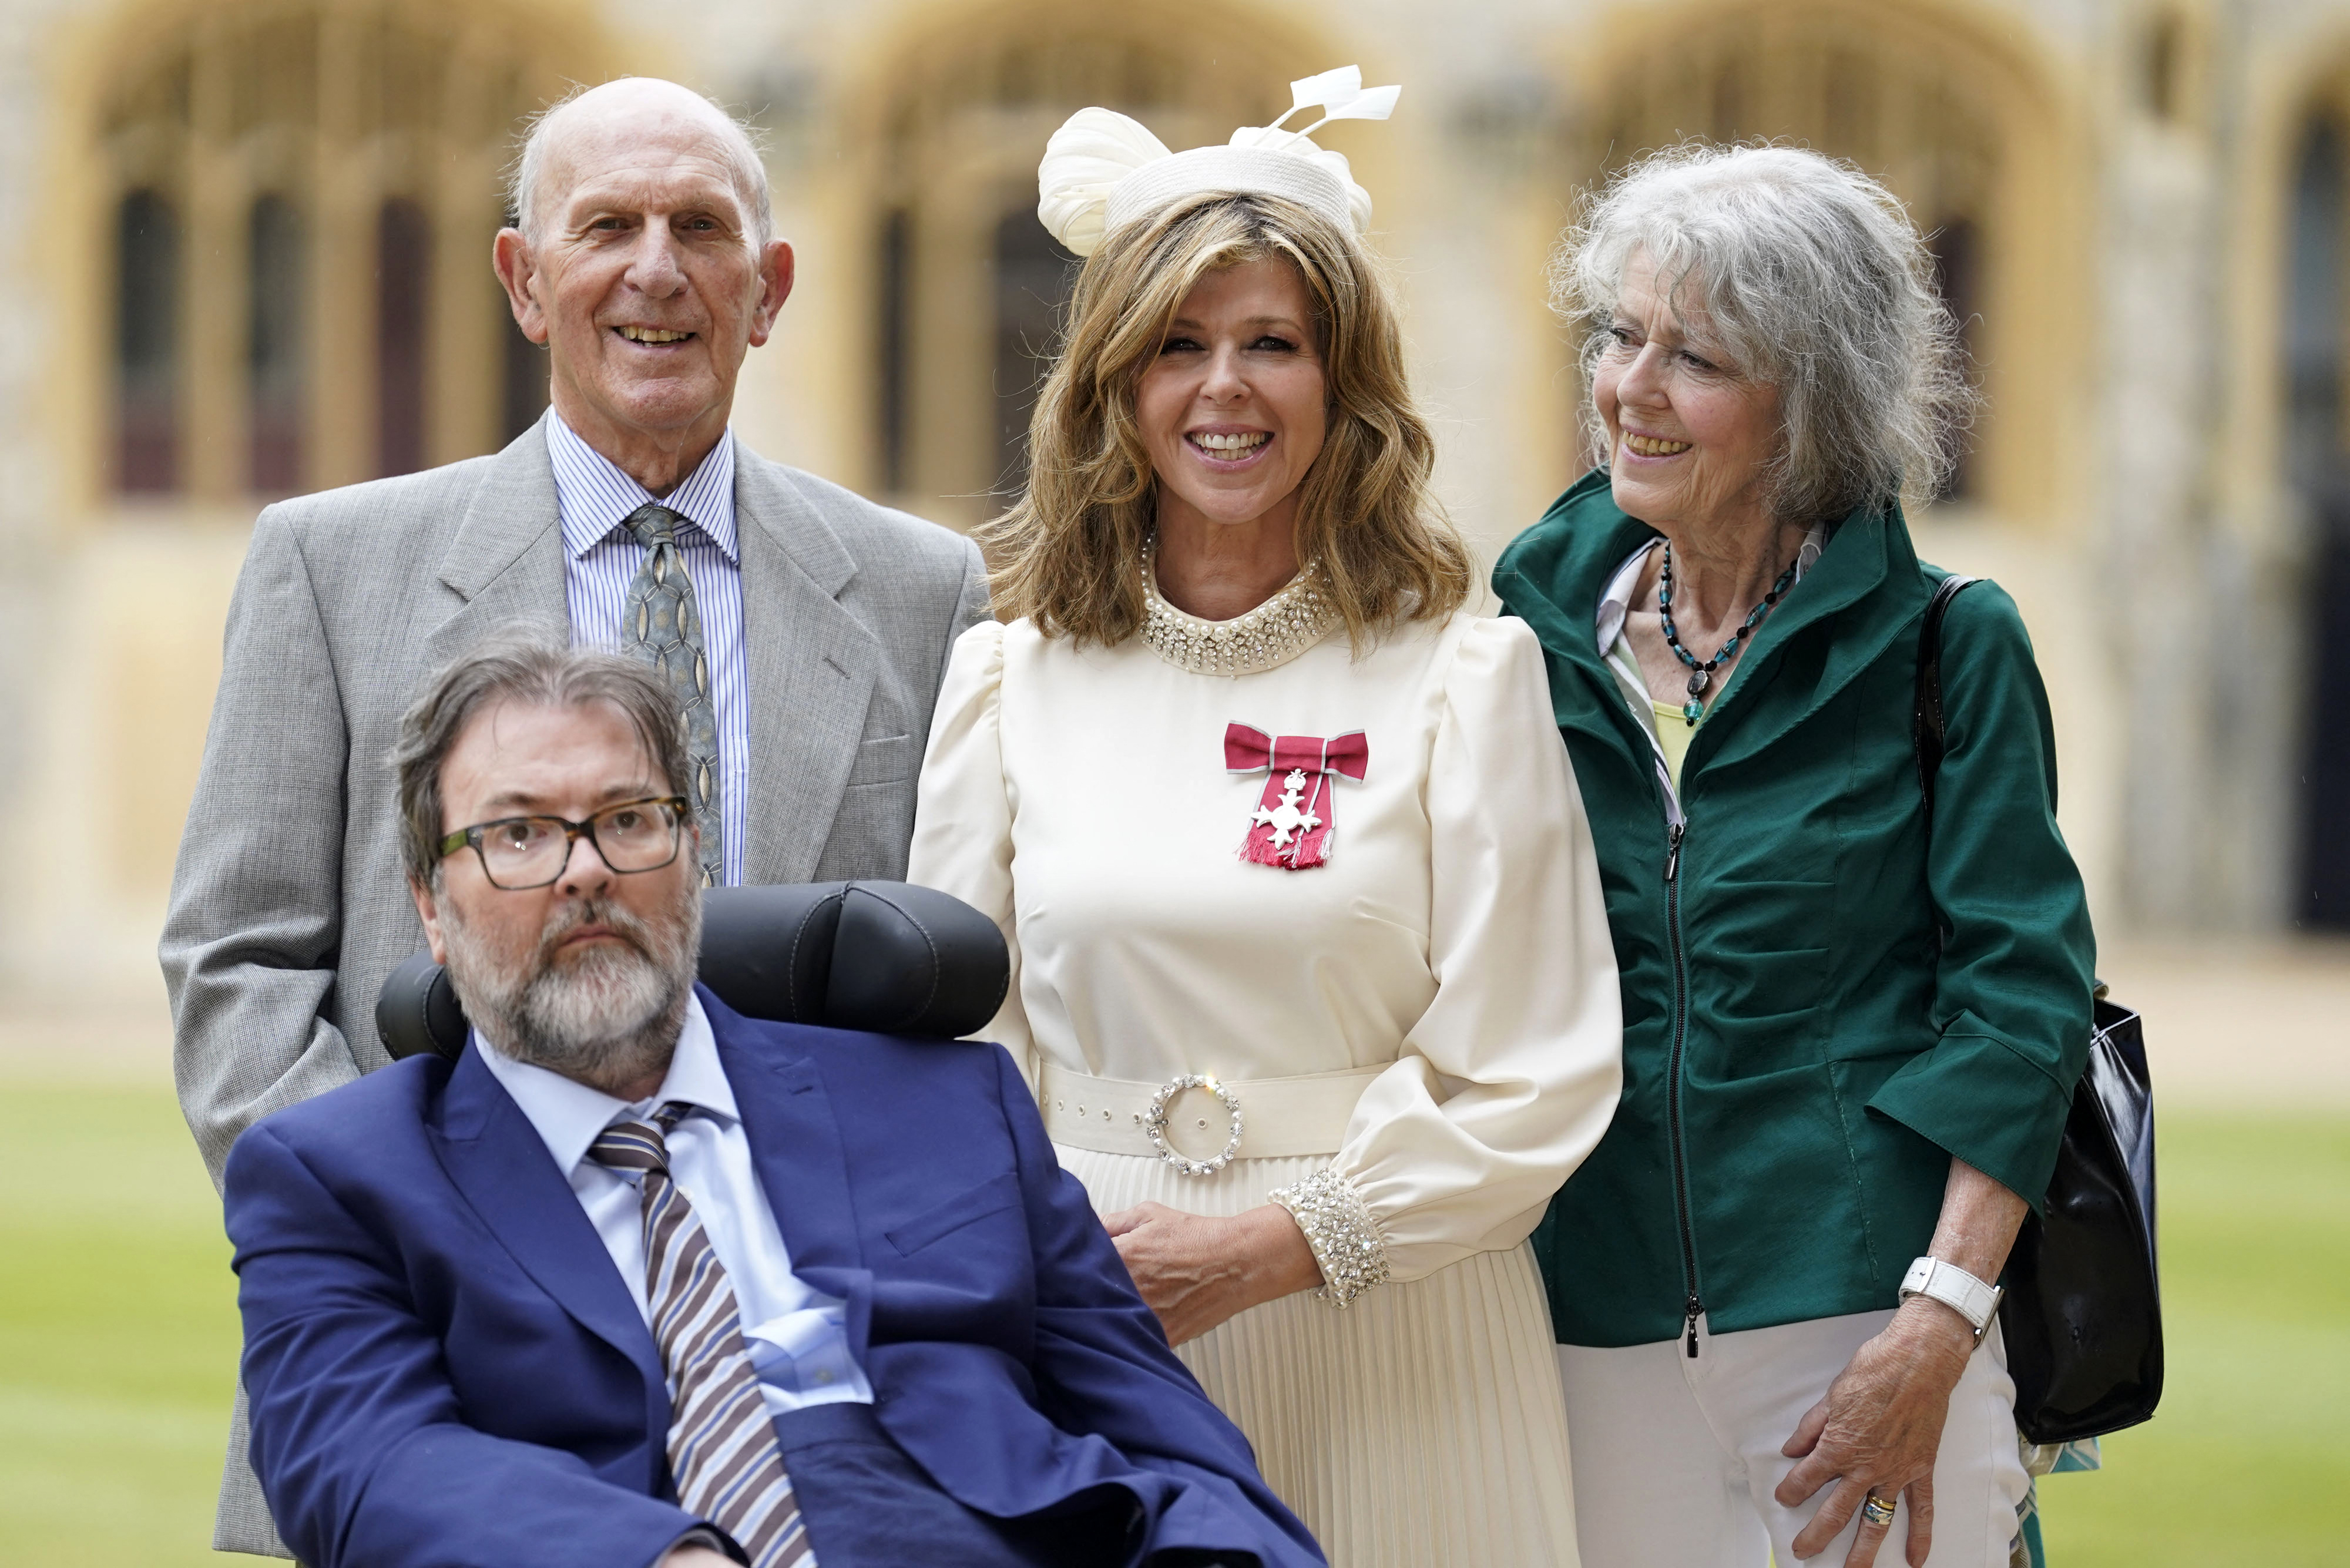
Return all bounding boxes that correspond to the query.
[1224,723,1369,870]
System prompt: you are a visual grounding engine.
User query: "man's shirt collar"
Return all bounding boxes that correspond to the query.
[546,411,740,566]
[474,992,740,1178]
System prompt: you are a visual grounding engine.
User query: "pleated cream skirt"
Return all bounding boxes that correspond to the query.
[1059,1143,1581,1568]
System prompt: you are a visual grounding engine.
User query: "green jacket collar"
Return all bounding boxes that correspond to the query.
[1493,472,1935,787]
[1493,473,1655,765]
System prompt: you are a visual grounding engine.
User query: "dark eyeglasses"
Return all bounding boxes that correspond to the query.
[438,795,690,890]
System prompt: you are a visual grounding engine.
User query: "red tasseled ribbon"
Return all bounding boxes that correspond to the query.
[1224,724,1369,871]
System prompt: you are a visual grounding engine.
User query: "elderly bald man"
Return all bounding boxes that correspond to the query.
[162,78,986,1557]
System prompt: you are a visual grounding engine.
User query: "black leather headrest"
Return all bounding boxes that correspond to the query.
[375,881,1009,1063]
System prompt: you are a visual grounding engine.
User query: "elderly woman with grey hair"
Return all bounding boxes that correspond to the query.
[1493,145,2095,1568]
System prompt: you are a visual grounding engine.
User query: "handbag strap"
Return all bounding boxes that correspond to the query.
[1912,573,1981,811]
[1915,575,2108,993]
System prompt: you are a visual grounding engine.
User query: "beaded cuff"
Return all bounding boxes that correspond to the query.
[1269,1167,1391,1308]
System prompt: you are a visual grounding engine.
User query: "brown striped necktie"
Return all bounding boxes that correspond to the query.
[590,1105,815,1567]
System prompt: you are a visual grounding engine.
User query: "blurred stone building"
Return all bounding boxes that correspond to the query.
[0,0,2345,999]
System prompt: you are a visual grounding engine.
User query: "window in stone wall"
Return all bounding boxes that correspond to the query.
[247,193,306,494]
[1580,4,2009,505]
[2288,114,2350,928]
[992,209,1079,494]
[2286,121,2344,486]
[2142,10,2191,126]
[114,189,180,494]
[876,206,915,495]
[376,197,433,478]
[1928,215,1981,500]
[501,315,551,453]
[97,1,589,502]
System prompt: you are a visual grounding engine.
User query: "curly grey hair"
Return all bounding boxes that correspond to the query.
[506,78,773,246]
[1552,143,1976,522]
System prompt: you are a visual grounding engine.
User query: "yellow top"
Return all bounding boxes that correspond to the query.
[1606,630,1703,792]
[1652,698,1697,789]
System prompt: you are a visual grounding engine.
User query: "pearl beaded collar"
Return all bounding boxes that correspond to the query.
[1138,544,1344,677]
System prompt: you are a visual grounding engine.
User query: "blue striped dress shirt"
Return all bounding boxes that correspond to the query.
[546,414,750,887]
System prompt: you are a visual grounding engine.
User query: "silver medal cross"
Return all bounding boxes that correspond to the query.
[1251,768,1322,849]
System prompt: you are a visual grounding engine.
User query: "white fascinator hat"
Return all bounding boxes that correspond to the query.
[1037,65,1401,257]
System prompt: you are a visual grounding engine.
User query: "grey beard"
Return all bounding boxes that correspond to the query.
[443,888,701,1096]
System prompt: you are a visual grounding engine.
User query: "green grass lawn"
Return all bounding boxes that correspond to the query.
[0,1086,273,1560]
[2034,1113,2350,1567]
[2,1086,2342,1566]
[0,1083,268,1564]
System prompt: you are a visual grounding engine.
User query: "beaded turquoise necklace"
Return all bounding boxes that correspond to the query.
[1658,544,1801,726]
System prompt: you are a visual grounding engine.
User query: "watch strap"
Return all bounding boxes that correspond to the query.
[1899,1255,2002,1344]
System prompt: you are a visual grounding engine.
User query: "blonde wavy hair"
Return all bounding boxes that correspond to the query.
[978,192,1469,647]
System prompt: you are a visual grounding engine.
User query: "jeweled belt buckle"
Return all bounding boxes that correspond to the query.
[1137,1074,1244,1176]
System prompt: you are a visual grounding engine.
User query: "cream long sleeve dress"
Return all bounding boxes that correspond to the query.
[909,604,1623,1568]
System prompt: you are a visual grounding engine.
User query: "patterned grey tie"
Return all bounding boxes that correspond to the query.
[622,503,723,887]
[590,1106,815,1567]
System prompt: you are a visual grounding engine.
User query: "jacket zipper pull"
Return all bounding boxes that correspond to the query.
[1665,822,1684,884]
[1684,1295,1703,1358]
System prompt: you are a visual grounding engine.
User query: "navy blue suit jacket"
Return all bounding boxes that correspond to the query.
[224,987,1321,1568]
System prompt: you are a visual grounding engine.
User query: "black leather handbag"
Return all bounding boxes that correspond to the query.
[1916,575,2164,1444]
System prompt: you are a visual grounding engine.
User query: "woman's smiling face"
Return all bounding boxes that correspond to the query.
[1592,253,1782,532]
[1136,257,1329,531]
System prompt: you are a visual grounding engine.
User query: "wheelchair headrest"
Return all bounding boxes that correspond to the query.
[375,881,1010,1063]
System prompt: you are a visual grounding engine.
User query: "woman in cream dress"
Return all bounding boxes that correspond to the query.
[910,80,1623,1568]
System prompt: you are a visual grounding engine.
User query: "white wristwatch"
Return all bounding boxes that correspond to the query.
[1899,1256,2003,1346]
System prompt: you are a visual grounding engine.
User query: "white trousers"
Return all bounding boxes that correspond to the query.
[1556,1310,2027,1568]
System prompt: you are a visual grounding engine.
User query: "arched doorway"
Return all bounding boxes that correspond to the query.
[858,7,1318,528]
[93,0,599,504]
[1563,1,2073,522]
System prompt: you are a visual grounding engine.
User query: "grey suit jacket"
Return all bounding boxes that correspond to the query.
[160,418,986,1556]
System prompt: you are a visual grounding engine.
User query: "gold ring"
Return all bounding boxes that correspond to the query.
[1861,1493,1898,1528]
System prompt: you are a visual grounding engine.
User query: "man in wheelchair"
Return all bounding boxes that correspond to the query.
[221,633,1318,1568]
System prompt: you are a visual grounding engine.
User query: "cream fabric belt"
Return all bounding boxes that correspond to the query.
[1039,1060,1385,1170]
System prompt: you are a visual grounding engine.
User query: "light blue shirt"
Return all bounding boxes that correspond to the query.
[473,995,874,1416]
[546,413,751,887]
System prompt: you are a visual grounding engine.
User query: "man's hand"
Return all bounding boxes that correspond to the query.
[1100,1202,1322,1345]
[658,1546,735,1567]
[1773,1298,1975,1567]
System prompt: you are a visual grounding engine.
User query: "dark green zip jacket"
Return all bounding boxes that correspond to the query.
[1493,472,2095,1347]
